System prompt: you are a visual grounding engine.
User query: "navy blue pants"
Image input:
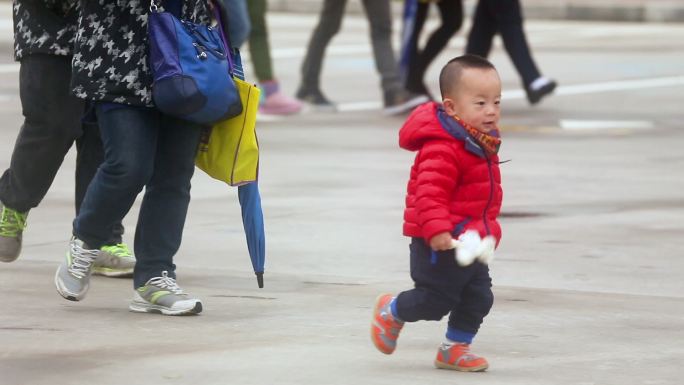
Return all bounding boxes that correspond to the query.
[73,106,202,288]
[395,238,494,334]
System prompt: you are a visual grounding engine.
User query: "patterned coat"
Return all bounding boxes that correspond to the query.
[71,0,212,107]
[13,0,78,60]
[399,102,503,244]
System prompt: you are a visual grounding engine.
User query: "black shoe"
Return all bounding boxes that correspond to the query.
[526,79,557,105]
[383,90,429,116]
[296,87,337,111]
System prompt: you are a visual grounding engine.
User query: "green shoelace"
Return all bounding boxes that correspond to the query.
[100,243,133,258]
[0,206,27,237]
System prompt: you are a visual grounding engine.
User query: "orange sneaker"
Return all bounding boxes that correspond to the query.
[434,343,489,372]
[370,294,404,354]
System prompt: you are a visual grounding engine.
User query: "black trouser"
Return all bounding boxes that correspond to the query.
[465,0,541,87]
[0,54,123,244]
[405,0,463,95]
[395,238,494,334]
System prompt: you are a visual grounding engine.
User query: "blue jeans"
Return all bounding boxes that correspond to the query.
[220,0,251,49]
[73,106,202,288]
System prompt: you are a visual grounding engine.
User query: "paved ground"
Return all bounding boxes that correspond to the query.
[1,11,684,385]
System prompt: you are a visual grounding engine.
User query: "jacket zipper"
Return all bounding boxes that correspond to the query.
[482,157,494,236]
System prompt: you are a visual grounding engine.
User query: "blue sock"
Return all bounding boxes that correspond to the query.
[446,327,475,345]
[390,297,403,322]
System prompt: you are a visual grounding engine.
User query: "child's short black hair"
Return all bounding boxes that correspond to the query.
[439,54,496,99]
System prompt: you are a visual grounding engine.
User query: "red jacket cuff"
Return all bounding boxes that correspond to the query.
[422,219,453,243]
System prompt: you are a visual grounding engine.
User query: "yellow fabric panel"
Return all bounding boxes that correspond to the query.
[195,78,261,186]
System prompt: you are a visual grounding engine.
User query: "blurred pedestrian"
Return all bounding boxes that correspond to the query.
[402,0,463,98]
[370,55,502,371]
[54,0,208,315]
[465,0,556,104]
[1,0,135,278]
[246,0,303,115]
[220,0,251,48]
[296,0,428,115]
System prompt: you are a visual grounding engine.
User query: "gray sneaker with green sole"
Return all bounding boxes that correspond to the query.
[0,203,27,263]
[54,237,99,301]
[93,243,136,277]
[129,271,202,315]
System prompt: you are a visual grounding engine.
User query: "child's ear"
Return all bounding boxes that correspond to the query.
[442,98,456,116]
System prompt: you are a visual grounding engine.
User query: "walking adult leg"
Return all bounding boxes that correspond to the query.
[73,107,158,251]
[247,0,273,83]
[363,0,429,114]
[56,106,157,301]
[0,55,82,213]
[404,2,430,94]
[296,0,348,107]
[75,120,135,277]
[219,0,251,49]
[464,0,497,58]
[489,0,556,103]
[126,113,203,315]
[407,0,464,96]
[0,55,82,262]
[75,121,124,244]
[247,0,302,115]
[132,114,202,288]
[489,0,541,87]
[361,0,403,96]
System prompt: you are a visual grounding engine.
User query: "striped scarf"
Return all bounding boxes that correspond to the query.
[453,115,501,156]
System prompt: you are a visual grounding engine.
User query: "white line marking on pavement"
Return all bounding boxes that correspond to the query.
[271,45,370,59]
[560,120,655,130]
[339,75,684,112]
[555,75,684,96]
[502,75,684,101]
[337,101,381,112]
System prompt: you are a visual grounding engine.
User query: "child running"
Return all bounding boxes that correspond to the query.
[370,54,503,372]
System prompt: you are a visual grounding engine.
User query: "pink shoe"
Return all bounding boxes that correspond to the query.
[259,90,303,115]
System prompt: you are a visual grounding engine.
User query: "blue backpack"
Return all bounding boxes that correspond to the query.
[148,1,242,125]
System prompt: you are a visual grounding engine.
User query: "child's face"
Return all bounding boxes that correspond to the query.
[443,68,501,134]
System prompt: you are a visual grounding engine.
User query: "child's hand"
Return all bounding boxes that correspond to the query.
[429,232,454,251]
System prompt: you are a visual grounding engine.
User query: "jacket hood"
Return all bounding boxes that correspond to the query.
[399,102,455,151]
[399,102,491,158]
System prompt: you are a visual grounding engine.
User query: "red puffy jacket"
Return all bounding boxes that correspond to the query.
[400,102,503,244]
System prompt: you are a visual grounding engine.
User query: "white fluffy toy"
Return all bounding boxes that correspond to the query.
[450,230,496,266]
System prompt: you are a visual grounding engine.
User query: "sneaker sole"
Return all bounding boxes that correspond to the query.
[0,254,20,263]
[434,359,489,372]
[0,237,21,262]
[92,268,134,278]
[370,294,395,355]
[54,266,87,302]
[129,301,203,316]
